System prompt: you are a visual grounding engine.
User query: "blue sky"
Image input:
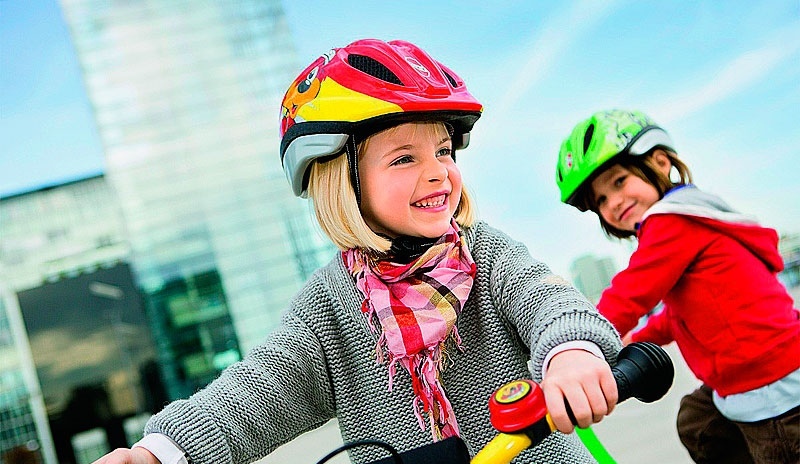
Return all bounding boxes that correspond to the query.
[2,0,799,277]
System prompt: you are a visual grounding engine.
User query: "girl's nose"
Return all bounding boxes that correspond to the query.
[608,191,624,211]
[425,157,448,182]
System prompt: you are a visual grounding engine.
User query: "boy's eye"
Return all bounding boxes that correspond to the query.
[390,155,413,166]
[437,147,453,158]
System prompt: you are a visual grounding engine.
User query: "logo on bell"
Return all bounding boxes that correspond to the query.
[495,380,531,404]
[405,57,430,77]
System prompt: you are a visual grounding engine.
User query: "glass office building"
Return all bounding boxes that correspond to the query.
[58,0,334,400]
[4,2,335,460]
[0,175,134,463]
[0,287,55,464]
[18,261,161,464]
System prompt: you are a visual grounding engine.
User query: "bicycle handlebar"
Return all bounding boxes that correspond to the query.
[350,342,674,464]
[473,342,674,463]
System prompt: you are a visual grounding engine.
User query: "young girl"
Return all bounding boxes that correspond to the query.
[556,109,800,464]
[94,40,622,464]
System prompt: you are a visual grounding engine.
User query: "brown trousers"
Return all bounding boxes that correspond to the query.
[676,385,800,464]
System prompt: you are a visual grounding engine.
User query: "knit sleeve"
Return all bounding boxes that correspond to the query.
[143,292,335,464]
[477,223,622,382]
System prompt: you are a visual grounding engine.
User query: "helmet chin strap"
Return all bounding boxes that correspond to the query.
[346,135,362,206]
[388,235,440,263]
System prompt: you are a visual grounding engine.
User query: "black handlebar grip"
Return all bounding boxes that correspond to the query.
[613,342,674,403]
[566,341,674,423]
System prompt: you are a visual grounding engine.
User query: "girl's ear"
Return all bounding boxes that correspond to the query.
[651,149,673,177]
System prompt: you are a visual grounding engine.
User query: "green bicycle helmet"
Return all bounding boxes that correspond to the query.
[556,109,674,210]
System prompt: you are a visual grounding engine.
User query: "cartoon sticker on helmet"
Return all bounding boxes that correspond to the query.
[604,109,650,151]
[280,50,334,134]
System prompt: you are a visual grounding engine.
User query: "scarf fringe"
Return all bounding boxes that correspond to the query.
[344,220,474,440]
[367,310,466,439]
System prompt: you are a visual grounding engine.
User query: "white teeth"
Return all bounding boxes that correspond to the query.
[414,194,445,208]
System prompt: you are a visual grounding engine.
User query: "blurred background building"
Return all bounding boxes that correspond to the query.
[1,174,130,464]
[779,233,800,301]
[570,254,618,305]
[0,1,334,463]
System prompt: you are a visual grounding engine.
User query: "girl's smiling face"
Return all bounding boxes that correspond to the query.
[358,122,462,239]
[590,164,660,232]
[589,151,673,232]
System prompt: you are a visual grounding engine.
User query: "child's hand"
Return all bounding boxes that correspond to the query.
[92,447,160,464]
[540,349,618,434]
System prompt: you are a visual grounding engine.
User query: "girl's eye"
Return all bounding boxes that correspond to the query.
[437,147,453,158]
[614,175,626,186]
[596,195,606,206]
[390,155,413,166]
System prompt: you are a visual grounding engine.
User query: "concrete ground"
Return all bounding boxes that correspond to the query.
[258,343,698,464]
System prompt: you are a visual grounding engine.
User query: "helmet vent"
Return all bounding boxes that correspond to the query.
[583,123,595,155]
[443,71,458,88]
[348,54,403,85]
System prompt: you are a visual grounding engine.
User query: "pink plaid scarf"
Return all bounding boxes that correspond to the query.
[343,220,476,440]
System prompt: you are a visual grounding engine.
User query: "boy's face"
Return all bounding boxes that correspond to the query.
[358,122,462,239]
[590,164,661,232]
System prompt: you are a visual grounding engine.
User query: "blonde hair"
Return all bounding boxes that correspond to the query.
[578,149,692,239]
[307,122,476,253]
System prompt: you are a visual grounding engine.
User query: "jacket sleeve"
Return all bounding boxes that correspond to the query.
[598,215,709,337]
[630,305,674,345]
[143,298,335,464]
[483,224,622,381]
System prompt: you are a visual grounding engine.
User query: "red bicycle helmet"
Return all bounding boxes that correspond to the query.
[279,38,483,197]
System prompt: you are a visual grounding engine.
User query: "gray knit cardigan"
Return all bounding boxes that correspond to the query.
[144,221,622,463]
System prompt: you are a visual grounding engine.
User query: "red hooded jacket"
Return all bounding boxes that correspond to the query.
[597,186,800,396]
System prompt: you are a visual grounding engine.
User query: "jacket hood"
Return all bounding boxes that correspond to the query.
[643,185,784,273]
